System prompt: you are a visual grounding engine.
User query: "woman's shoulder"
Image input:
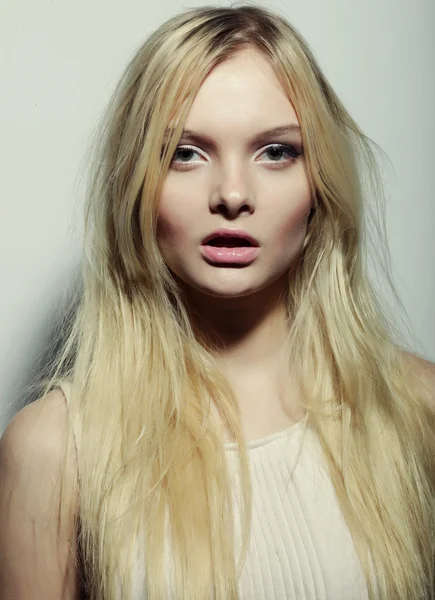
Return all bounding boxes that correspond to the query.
[0,386,79,508]
[0,384,79,523]
[401,350,435,412]
[1,386,73,460]
[0,387,80,597]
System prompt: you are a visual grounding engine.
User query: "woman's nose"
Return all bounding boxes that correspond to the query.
[209,167,255,218]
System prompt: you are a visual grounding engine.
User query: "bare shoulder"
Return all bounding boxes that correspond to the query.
[0,388,80,598]
[1,387,71,456]
[0,388,77,485]
[402,351,435,412]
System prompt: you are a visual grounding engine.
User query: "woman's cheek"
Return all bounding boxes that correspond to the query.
[157,193,200,261]
[269,193,312,244]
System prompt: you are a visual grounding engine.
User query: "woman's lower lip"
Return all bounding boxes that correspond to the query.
[200,244,260,264]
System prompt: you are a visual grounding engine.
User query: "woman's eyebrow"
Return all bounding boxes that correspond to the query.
[163,124,302,149]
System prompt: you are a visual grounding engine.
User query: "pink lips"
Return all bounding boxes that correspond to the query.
[200,228,260,265]
[201,245,260,264]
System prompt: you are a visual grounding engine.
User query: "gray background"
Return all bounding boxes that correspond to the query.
[1,0,434,434]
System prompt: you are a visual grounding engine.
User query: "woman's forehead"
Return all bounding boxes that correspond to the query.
[167,50,298,141]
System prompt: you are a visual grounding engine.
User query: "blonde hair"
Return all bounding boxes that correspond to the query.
[32,4,435,599]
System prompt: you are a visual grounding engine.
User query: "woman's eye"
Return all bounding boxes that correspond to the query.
[258,143,301,164]
[171,146,204,165]
[169,143,302,169]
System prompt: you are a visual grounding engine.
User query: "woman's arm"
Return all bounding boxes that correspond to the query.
[0,389,80,599]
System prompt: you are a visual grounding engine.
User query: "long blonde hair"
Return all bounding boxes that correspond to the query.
[33,4,435,599]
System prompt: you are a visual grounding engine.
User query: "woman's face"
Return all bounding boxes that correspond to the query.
[157,47,312,300]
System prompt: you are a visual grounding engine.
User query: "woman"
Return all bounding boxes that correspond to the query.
[1,5,434,599]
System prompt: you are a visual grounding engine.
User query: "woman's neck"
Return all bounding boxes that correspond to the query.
[182,277,306,439]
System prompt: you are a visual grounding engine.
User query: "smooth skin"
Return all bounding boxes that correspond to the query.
[1,47,434,598]
[0,389,80,598]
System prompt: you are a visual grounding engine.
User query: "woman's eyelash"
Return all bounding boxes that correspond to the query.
[170,143,302,166]
[261,143,301,162]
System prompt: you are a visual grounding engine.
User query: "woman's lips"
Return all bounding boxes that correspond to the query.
[201,228,259,247]
[200,244,261,264]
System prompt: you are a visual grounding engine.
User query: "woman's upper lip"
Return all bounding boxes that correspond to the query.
[201,228,259,246]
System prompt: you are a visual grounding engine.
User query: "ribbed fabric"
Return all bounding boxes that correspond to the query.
[223,419,372,599]
[58,383,375,599]
[121,419,376,600]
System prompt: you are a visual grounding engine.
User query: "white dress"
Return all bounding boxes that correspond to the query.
[59,383,376,599]
[123,417,376,599]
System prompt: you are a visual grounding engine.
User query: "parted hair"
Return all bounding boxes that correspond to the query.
[33,4,435,599]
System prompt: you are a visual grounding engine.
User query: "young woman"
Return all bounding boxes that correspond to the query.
[1,5,434,600]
